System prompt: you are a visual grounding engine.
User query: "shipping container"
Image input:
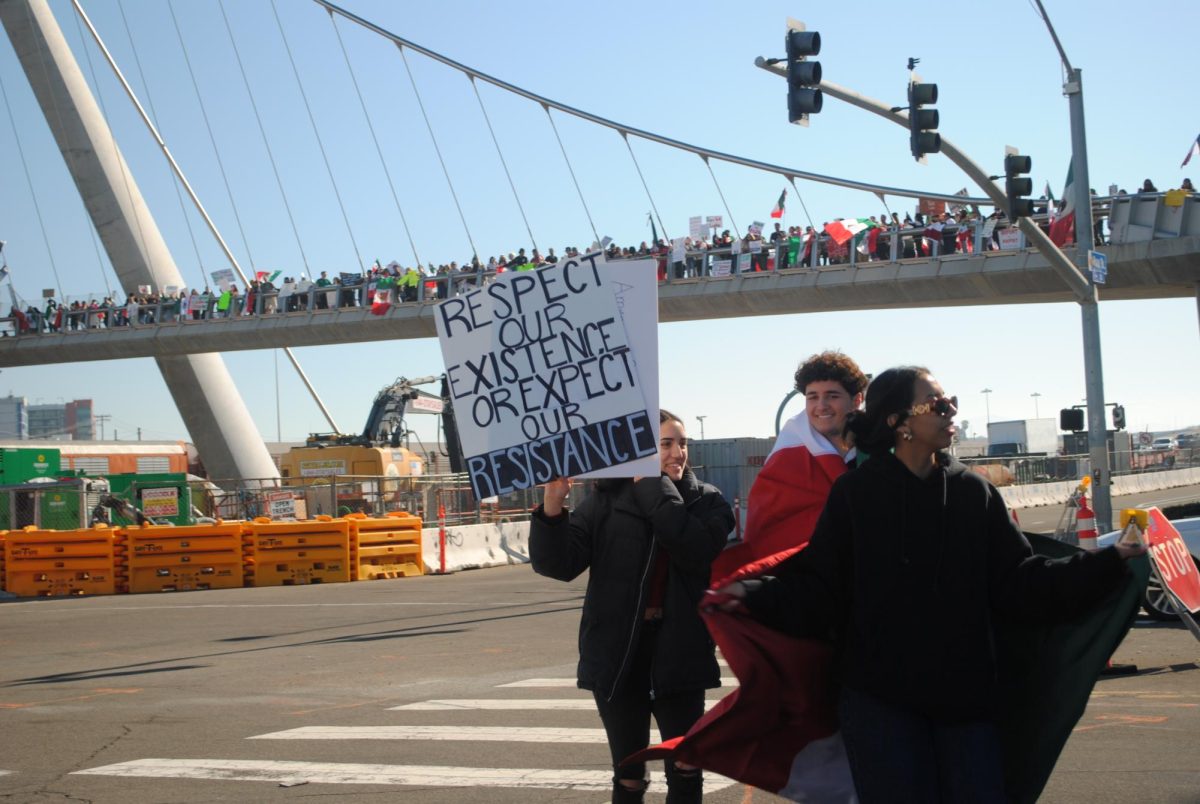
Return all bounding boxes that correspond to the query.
[687,437,775,507]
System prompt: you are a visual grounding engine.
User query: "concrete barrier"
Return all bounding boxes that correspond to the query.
[421,521,531,574]
[1004,467,1200,510]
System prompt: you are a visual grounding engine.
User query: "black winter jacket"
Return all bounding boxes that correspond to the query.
[746,451,1127,723]
[530,471,734,700]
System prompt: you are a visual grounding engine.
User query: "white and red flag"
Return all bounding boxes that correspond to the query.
[770,188,788,219]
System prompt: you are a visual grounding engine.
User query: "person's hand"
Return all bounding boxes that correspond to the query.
[542,476,571,517]
[1113,539,1148,561]
[702,582,747,613]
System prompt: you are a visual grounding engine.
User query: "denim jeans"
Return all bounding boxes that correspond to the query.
[838,685,1006,803]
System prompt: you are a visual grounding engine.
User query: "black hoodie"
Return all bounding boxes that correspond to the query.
[746,451,1126,723]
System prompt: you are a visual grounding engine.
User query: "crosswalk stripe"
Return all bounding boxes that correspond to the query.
[497,678,576,687]
[250,725,634,743]
[391,699,723,711]
[71,758,736,792]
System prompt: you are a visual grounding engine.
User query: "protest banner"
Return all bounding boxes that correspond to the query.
[737,253,752,273]
[210,269,235,292]
[997,229,1023,250]
[689,216,704,239]
[711,259,732,277]
[435,253,656,499]
[918,197,946,218]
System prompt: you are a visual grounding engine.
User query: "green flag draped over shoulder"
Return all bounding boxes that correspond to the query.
[997,535,1150,803]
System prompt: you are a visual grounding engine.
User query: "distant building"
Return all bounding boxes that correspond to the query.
[4,397,95,440]
[0,395,29,440]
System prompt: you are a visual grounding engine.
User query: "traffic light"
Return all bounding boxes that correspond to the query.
[907,81,940,161]
[786,28,822,125]
[1005,154,1035,219]
[1112,404,1126,431]
[1060,408,1084,432]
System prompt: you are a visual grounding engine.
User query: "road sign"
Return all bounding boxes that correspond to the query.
[1088,250,1107,284]
[1144,508,1200,614]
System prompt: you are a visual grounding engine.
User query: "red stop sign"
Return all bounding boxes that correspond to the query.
[1145,508,1200,614]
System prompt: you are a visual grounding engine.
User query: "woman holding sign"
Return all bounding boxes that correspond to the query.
[531,409,734,804]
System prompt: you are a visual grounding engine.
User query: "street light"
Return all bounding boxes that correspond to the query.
[696,415,706,440]
[1031,391,1042,417]
[981,388,993,423]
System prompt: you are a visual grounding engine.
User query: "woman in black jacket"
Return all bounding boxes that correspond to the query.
[718,367,1144,803]
[530,409,734,804]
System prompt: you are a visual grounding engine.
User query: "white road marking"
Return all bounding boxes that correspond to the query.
[497,678,578,687]
[72,758,735,792]
[250,725,636,743]
[391,698,724,711]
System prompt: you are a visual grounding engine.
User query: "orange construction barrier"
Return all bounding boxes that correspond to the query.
[123,521,245,593]
[349,512,424,580]
[243,515,351,587]
[1076,496,1098,550]
[3,525,119,597]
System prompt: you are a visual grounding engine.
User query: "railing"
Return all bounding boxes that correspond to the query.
[4,192,1194,338]
[958,446,1200,485]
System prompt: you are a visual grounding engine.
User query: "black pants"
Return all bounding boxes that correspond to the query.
[593,621,706,803]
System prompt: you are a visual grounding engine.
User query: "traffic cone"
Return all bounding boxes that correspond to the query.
[1076,496,1097,550]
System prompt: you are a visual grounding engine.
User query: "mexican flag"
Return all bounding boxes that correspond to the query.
[636,536,1149,803]
[710,409,849,581]
[1049,163,1076,247]
[370,276,396,315]
[823,218,872,246]
[770,188,788,219]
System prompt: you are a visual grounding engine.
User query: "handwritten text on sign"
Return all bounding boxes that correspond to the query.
[436,254,654,498]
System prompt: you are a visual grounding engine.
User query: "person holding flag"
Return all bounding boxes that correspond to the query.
[711,366,1147,802]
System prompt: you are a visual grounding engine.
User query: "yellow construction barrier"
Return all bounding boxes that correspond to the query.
[243,515,351,587]
[348,512,424,580]
[123,522,245,593]
[3,525,119,597]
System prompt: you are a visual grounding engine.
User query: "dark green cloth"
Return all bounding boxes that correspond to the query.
[997,534,1149,803]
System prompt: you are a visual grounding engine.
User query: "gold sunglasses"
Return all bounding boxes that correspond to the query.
[909,396,958,417]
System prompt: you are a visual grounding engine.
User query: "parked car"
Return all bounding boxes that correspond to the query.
[1151,437,1176,451]
[1097,517,1200,621]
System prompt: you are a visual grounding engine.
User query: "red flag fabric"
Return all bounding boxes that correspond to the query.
[710,411,848,582]
[771,188,787,219]
[370,289,392,316]
[1048,211,1075,247]
[626,597,855,801]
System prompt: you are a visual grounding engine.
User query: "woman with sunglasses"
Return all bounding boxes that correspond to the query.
[719,366,1144,803]
[531,409,734,804]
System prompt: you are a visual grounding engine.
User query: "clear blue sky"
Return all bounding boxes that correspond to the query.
[0,0,1196,447]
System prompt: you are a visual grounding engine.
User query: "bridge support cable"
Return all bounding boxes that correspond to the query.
[215,0,311,280]
[787,177,817,234]
[312,0,988,207]
[268,0,363,271]
[325,10,422,268]
[0,66,66,300]
[109,0,209,289]
[162,0,258,273]
[543,104,600,247]
[621,132,669,244]
[701,156,738,241]
[469,76,537,254]
[396,43,479,264]
[69,0,339,434]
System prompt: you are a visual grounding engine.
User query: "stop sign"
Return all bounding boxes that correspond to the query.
[1145,508,1200,614]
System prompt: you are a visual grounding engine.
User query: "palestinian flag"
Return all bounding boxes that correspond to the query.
[635,537,1149,803]
[1049,163,1076,247]
[770,188,788,219]
[710,409,849,581]
[823,218,871,246]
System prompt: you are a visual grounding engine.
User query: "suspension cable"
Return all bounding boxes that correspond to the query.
[787,177,817,233]
[113,0,205,286]
[268,0,363,270]
[325,10,422,268]
[397,43,478,263]
[216,0,311,278]
[622,132,669,243]
[165,0,257,272]
[702,156,738,239]
[470,76,537,254]
[544,104,599,246]
[0,66,64,300]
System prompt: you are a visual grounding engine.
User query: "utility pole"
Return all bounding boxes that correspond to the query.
[696,415,707,440]
[95,413,111,440]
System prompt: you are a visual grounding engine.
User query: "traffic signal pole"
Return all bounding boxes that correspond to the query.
[755,58,1113,530]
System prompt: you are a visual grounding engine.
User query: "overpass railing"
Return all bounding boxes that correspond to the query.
[4,191,1195,338]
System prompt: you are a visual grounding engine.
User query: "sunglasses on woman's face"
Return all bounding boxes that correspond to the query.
[910,395,958,417]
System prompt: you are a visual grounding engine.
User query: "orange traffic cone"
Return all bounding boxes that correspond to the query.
[1076,496,1097,550]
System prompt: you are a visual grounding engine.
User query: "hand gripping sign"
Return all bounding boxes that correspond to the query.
[435,253,659,500]
[1120,508,1200,639]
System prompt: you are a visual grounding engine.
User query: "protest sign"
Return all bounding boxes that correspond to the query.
[997,229,1022,250]
[706,215,723,229]
[435,253,656,499]
[749,239,762,254]
[672,237,687,264]
[737,253,752,273]
[211,269,235,292]
[749,221,765,236]
[689,216,704,239]
[711,259,732,277]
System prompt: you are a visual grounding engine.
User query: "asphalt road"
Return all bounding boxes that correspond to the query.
[1013,481,1200,534]
[1,563,1199,803]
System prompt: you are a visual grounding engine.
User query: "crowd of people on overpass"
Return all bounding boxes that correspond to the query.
[5,179,1193,335]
